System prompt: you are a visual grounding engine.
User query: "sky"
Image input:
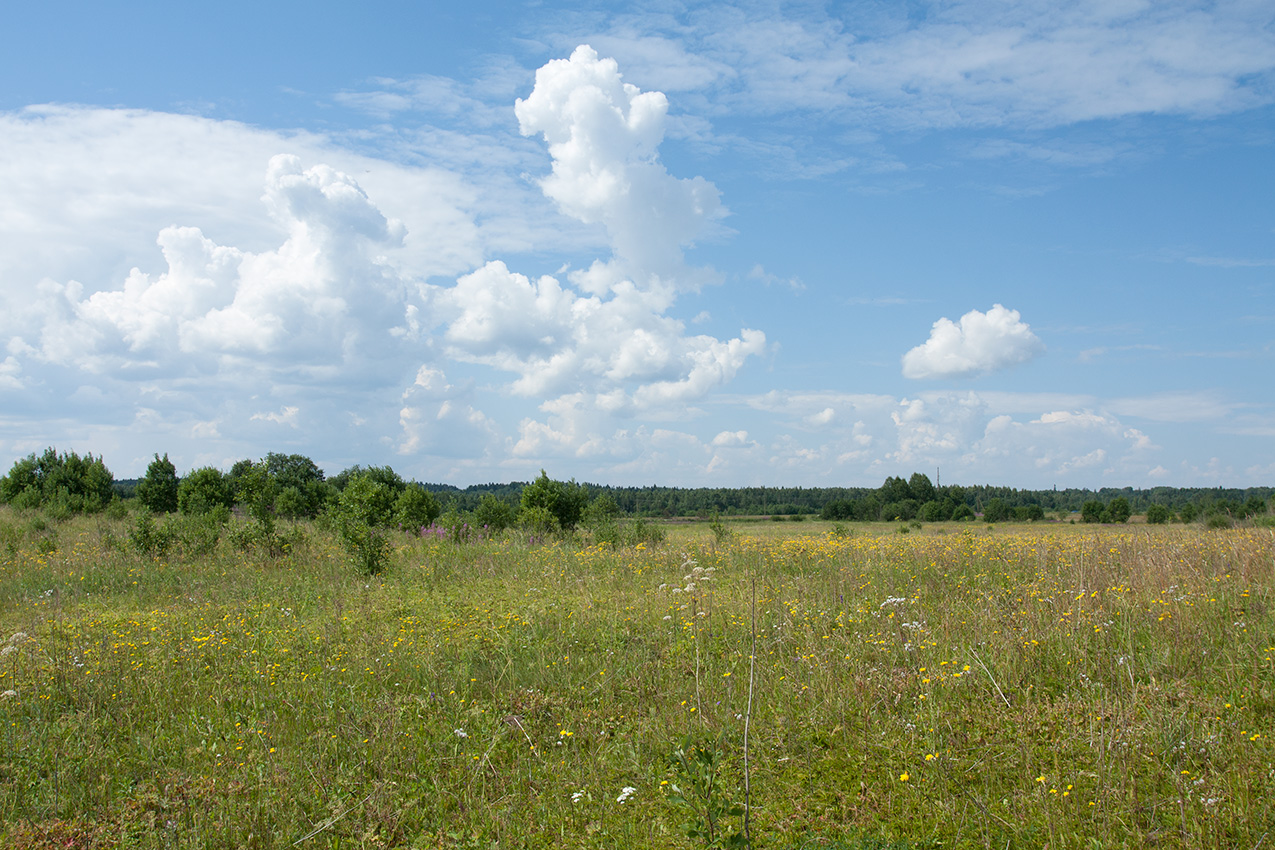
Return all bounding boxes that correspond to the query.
[1,0,1273,489]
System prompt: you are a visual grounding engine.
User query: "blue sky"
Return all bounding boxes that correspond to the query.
[2,0,1272,488]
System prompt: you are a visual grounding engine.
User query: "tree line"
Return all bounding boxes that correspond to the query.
[3,447,1272,530]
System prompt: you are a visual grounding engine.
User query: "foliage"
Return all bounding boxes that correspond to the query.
[331,473,395,575]
[264,452,334,518]
[591,516,666,548]
[135,453,179,514]
[982,498,1011,523]
[128,512,177,556]
[668,734,747,849]
[472,493,516,533]
[519,469,588,531]
[395,484,442,531]
[518,504,558,537]
[0,447,114,514]
[1145,503,1172,524]
[177,467,233,516]
[1011,504,1043,521]
[1081,500,1105,523]
[1104,496,1131,524]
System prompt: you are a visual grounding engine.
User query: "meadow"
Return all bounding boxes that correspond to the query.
[1,510,1272,849]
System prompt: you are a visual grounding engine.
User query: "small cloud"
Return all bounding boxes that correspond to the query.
[250,406,299,427]
[748,264,805,292]
[902,304,1044,380]
[711,430,751,447]
[805,407,835,427]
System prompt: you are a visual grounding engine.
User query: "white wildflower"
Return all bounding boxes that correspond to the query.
[454,728,468,738]
[571,789,586,803]
[617,786,637,804]
[0,690,16,700]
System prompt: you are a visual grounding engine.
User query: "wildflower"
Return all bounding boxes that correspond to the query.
[454,729,468,738]
[899,772,909,782]
[571,789,586,803]
[617,786,637,803]
[0,690,16,700]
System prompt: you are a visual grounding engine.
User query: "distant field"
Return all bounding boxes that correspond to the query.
[1,510,1272,848]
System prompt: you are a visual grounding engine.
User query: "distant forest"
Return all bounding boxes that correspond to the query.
[108,468,1272,522]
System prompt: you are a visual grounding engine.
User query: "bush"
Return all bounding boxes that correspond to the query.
[519,505,558,538]
[982,498,1011,523]
[0,447,114,514]
[396,485,442,531]
[179,467,234,515]
[591,517,665,549]
[1105,497,1131,524]
[129,513,177,557]
[331,473,397,574]
[473,494,517,534]
[519,470,588,531]
[1145,504,1172,524]
[136,453,179,514]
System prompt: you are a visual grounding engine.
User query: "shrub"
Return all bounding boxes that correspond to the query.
[129,513,177,557]
[982,498,1011,523]
[136,453,179,514]
[395,485,442,531]
[473,494,516,533]
[331,473,396,574]
[519,470,588,531]
[1105,497,1131,524]
[0,447,114,514]
[1145,504,1172,524]
[178,467,234,516]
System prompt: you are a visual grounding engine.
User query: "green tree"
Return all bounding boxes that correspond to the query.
[1013,504,1045,522]
[0,447,114,514]
[264,452,333,518]
[473,493,517,533]
[519,470,588,531]
[178,467,234,516]
[982,498,1011,523]
[1145,504,1172,524]
[136,453,179,514]
[1081,501,1104,523]
[908,472,936,504]
[395,484,441,531]
[1105,497,1131,524]
[332,473,394,575]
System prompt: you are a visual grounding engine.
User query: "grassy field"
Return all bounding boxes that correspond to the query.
[1,509,1272,849]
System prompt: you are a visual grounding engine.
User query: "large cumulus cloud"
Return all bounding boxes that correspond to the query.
[902,304,1044,379]
[0,45,771,480]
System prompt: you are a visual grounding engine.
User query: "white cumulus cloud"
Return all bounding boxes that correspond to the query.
[902,304,1044,379]
[515,44,725,294]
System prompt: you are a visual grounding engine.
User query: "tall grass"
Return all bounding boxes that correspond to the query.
[0,508,1271,848]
